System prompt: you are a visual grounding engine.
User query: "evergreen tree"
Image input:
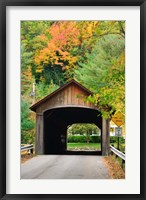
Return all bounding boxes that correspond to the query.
[75,35,125,117]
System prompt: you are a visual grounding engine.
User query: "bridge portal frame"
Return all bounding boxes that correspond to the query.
[30,79,110,156]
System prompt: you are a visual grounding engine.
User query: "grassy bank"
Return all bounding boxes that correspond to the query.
[67,143,101,150]
[67,142,125,152]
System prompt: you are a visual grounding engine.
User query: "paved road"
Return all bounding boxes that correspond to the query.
[21,155,110,179]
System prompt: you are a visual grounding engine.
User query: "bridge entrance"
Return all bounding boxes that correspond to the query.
[44,107,102,154]
[30,79,110,156]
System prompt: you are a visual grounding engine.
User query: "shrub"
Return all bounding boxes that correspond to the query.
[110,136,125,144]
[68,135,125,144]
[90,136,101,143]
[67,135,101,143]
[67,135,86,143]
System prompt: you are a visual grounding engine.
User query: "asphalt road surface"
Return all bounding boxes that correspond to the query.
[21,155,110,179]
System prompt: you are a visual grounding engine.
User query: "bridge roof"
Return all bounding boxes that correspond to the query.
[30,79,93,112]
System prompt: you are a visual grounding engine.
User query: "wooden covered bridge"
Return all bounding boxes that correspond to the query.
[30,79,110,156]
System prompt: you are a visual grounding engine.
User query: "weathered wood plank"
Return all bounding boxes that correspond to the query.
[67,85,72,104]
[102,118,110,156]
[35,82,96,113]
[36,114,44,154]
[64,88,68,105]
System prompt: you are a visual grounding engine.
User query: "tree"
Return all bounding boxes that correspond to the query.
[34,21,80,81]
[35,80,59,101]
[21,100,35,144]
[21,20,125,145]
[33,21,125,83]
[75,34,125,118]
[21,21,53,83]
[68,123,99,143]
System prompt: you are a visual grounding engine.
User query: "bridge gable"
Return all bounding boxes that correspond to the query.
[30,79,95,113]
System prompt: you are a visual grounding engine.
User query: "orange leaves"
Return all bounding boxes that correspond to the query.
[34,21,80,71]
[34,21,106,74]
[49,21,80,47]
[34,20,125,80]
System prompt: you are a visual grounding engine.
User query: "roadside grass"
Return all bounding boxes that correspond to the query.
[21,148,36,163]
[67,142,125,151]
[21,154,35,163]
[103,155,125,179]
[67,143,101,150]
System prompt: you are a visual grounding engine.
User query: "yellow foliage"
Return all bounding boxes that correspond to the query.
[36,65,43,73]
[23,66,32,80]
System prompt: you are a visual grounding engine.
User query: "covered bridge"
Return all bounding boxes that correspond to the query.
[30,79,110,155]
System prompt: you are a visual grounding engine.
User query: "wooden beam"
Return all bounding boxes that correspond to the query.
[102,118,110,156]
[35,113,44,154]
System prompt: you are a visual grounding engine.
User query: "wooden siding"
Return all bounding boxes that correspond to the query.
[35,82,96,113]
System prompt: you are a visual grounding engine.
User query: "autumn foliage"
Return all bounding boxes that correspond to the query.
[34,21,80,73]
[21,20,125,143]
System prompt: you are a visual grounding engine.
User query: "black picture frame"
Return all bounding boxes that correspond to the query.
[0,0,145,199]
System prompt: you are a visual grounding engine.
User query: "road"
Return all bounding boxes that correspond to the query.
[21,155,110,179]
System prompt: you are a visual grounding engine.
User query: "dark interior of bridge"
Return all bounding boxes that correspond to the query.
[43,107,102,155]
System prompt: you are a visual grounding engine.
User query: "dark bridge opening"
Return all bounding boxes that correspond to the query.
[44,106,102,155]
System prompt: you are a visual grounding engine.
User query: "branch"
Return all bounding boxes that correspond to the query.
[118,22,125,36]
[82,31,125,40]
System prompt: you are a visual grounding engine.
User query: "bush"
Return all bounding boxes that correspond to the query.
[110,136,125,144]
[67,135,87,143]
[68,135,125,144]
[90,136,101,143]
[110,136,117,143]
[68,135,101,143]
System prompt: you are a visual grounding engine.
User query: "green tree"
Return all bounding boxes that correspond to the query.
[21,100,35,144]
[35,80,59,101]
[75,34,125,118]
[68,123,99,143]
[21,21,53,83]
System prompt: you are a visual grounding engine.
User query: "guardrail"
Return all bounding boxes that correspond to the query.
[110,145,125,168]
[21,144,34,154]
